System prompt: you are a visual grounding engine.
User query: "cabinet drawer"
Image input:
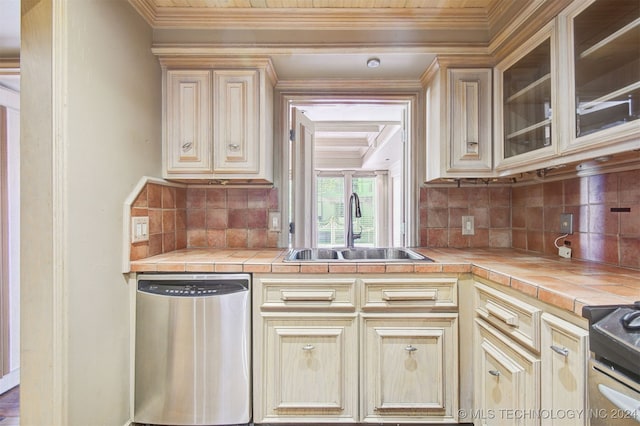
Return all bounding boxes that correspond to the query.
[362,277,458,310]
[258,277,357,311]
[475,282,541,352]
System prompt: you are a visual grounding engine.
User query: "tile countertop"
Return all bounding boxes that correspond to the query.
[129,247,640,316]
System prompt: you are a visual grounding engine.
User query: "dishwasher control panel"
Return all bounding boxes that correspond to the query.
[137,273,250,297]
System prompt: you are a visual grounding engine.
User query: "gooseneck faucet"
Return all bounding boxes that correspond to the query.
[347,192,362,248]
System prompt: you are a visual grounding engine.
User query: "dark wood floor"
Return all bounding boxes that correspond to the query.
[0,386,19,419]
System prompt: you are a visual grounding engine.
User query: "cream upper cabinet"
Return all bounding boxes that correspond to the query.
[494,21,558,173]
[159,58,276,183]
[540,313,589,426]
[558,0,640,155]
[165,70,212,175]
[424,58,494,181]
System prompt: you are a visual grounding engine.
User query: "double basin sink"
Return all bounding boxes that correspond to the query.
[284,247,433,262]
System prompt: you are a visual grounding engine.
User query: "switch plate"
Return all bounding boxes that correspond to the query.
[462,216,475,235]
[269,212,281,232]
[560,213,573,234]
[131,216,149,243]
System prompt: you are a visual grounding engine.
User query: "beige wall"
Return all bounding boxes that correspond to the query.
[21,0,161,424]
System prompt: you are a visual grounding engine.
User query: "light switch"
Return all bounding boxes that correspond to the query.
[132,216,149,243]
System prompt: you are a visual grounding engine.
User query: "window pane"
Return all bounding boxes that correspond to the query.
[352,177,376,247]
[316,177,345,247]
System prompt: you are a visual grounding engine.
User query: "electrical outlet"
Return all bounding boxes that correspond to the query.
[560,213,573,234]
[269,212,281,232]
[462,216,475,235]
[131,216,149,243]
[559,246,572,259]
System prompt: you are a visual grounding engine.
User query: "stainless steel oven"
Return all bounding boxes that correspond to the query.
[583,303,640,425]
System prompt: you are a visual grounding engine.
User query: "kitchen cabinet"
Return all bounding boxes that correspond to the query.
[253,275,358,423]
[558,0,640,154]
[253,274,459,423]
[159,57,276,183]
[262,317,358,420]
[540,313,588,426]
[424,58,494,181]
[362,315,458,422]
[360,276,458,422]
[495,21,557,172]
[472,281,589,426]
[165,70,212,175]
[474,318,541,426]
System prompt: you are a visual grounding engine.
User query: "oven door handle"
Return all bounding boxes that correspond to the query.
[598,384,640,422]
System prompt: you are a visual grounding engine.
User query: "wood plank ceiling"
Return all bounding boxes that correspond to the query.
[128,0,518,34]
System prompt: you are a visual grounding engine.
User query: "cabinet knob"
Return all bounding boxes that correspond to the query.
[302,344,315,351]
[404,345,418,352]
[228,143,240,151]
[550,345,569,357]
[182,141,193,152]
[488,369,501,377]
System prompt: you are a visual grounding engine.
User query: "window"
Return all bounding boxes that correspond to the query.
[316,172,385,248]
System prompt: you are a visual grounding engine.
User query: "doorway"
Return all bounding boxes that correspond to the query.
[284,95,417,249]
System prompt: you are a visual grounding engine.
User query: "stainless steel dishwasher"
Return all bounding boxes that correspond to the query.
[134,273,251,426]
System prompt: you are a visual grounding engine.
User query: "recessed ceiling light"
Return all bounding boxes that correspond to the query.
[367,58,381,68]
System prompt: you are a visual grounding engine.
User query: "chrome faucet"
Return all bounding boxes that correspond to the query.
[346,192,362,248]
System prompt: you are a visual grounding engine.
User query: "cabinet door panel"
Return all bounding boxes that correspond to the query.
[213,70,259,174]
[263,318,357,421]
[449,68,493,172]
[541,313,588,426]
[362,315,458,422]
[474,319,540,426]
[165,70,212,174]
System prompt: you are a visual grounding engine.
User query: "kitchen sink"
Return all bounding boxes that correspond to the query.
[284,247,432,262]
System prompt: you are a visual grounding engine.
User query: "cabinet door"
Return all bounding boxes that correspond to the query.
[362,315,459,423]
[260,317,358,422]
[541,313,588,426]
[495,22,557,171]
[449,68,493,173]
[165,70,212,175]
[474,319,540,426]
[213,70,260,174]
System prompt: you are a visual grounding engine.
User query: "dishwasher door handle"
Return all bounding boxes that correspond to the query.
[598,384,640,422]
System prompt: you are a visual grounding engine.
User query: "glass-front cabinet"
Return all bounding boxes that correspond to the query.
[562,0,640,151]
[495,22,557,170]
[574,0,639,136]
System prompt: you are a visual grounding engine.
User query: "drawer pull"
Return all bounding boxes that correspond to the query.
[486,300,519,326]
[404,345,418,352]
[550,345,569,357]
[182,141,193,152]
[488,369,501,377]
[281,290,336,302]
[302,344,315,351]
[228,143,240,151]
[382,290,437,301]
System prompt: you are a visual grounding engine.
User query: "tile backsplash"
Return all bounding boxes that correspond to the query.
[131,168,639,270]
[129,184,280,261]
[419,168,640,269]
[511,169,639,269]
[419,185,512,249]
